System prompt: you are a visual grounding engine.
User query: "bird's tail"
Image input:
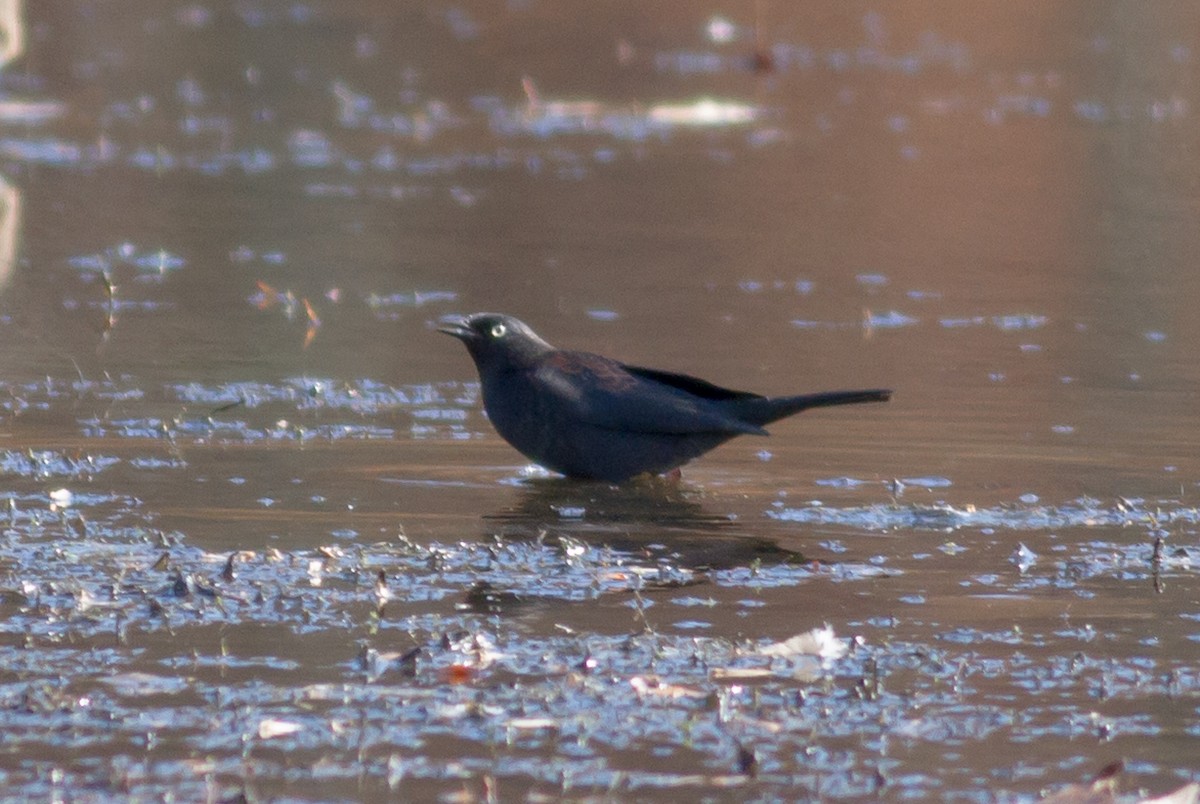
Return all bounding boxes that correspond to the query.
[739,389,892,427]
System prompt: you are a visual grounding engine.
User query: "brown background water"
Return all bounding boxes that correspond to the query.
[0,1,1198,800]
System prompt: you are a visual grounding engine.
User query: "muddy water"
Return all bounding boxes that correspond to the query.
[1,2,1199,800]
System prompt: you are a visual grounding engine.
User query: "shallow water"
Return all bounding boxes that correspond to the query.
[1,2,1199,800]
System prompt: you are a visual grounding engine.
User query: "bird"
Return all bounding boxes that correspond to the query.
[439,312,891,483]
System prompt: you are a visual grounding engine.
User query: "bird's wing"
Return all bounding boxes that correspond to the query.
[621,365,764,402]
[532,351,766,436]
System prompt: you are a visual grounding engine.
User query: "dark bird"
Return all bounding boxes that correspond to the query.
[439,313,891,483]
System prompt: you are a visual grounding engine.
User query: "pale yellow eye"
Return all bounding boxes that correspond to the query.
[490,323,507,338]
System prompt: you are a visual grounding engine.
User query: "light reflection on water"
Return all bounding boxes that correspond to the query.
[1,1,1199,800]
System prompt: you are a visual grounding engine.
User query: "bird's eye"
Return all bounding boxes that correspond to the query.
[490,323,507,338]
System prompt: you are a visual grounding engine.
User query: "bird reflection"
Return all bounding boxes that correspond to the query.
[484,476,803,570]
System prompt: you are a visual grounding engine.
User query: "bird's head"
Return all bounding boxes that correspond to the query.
[438,312,554,370]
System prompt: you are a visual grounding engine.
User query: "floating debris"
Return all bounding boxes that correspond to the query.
[768,497,1200,532]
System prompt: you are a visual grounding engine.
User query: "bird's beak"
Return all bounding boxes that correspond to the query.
[437,315,474,341]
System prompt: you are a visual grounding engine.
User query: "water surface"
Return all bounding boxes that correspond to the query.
[1,2,1199,800]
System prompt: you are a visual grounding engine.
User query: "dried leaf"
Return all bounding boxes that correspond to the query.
[758,625,848,660]
[257,719,303,740]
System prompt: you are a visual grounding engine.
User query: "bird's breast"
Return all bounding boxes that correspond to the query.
[478,368,546,443]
